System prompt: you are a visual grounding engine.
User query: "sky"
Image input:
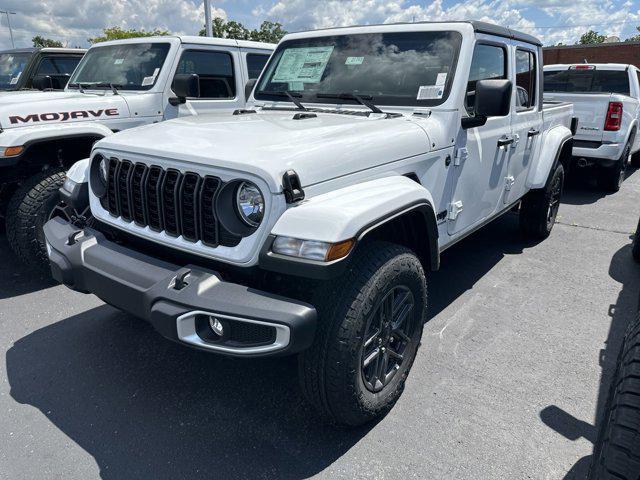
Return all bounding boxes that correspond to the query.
[0,0,639,49]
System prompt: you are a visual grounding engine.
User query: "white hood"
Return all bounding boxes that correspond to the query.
[94,110,431,192]
[0,91,130,129]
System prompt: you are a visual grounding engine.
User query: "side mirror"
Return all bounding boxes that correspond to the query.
[245,78,257,101]
[462,79,512,129]
[32,75,53,91]
[170,73,200,106]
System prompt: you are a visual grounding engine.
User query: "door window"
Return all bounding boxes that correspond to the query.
[466,44,507,115]
[175,50,236,99]
[36,57,82,76]
[515,49,536,109]
[246,53,269,80]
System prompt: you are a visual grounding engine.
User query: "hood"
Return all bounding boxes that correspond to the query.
[95,110,431,192]
[0,91,130,129]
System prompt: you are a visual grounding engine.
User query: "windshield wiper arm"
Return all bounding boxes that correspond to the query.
[267,90,307,110]
[316,93,383,114]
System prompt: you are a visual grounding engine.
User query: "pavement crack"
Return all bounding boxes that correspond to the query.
[556,220,633,236]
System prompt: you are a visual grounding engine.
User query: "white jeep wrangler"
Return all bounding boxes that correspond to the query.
[44,21,574,425]
[0,36,273,270]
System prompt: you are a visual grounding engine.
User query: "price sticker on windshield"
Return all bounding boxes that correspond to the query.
[114,58,124,65]
[345,56,364,65]
[272,46,334,84]
[417,85,444,100]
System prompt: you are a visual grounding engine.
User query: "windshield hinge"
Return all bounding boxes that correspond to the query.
[282,170,305,204]
[454,147,468,166]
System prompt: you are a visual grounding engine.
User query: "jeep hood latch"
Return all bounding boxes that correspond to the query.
[282,170,305,204]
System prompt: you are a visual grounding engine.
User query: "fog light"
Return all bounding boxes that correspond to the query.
[208,316,224,337]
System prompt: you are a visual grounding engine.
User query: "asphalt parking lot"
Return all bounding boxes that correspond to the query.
[1,169,639,480]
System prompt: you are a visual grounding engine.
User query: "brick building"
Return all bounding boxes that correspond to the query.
[543,42,640,67]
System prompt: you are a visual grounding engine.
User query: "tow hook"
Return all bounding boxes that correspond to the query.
[66,230,84,246]
[173,268,191,290]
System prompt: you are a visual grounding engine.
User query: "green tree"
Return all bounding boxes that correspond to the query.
[88,26,170,44]
[577,30,606,45]
[32,36,63,48]
[199,18,287,43]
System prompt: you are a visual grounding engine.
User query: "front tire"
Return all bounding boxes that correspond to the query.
[298,242,427,426]
[519,163,564,240]
[6,168,67,272]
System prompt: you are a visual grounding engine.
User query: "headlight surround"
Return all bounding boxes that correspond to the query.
[235,181,264,227]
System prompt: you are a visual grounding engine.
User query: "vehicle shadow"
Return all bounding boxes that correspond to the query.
[538,240,640,479]
[0,238,56,299]
[561,166,638,206]
[6,212,539,479]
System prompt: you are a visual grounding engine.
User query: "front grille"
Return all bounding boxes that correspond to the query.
[100,157,241,247]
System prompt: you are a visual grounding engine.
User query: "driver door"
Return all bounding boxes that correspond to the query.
[447,40,513,236]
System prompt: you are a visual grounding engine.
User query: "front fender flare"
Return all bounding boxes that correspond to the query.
[261,176,439,279]
[0,122,114,149]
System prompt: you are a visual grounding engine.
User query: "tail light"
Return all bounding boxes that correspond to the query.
[604,102,623,131]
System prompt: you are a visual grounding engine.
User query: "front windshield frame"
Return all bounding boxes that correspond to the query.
[68,42,171,91]
[255,30,463,108]
[0,52,33,90]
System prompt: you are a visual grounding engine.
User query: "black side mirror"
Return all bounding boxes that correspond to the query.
[462,79,512,129]
[170,73,200,106]
[245,78,257,101]
[32,75,53,91]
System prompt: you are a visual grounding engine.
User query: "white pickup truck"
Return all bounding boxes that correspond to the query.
[544,63,640,192]
[0,36,274,270]
[45,21,573,425]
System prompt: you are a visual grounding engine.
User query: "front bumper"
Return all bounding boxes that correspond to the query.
[44,217,317,357]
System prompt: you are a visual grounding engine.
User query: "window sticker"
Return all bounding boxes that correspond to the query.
[114,58,124,65]
[141,67,160,86]
[435,72,447,86]
[272,46,334,84]
[345,56,364,65]
[9,72,21,85]
[417,85,444,100]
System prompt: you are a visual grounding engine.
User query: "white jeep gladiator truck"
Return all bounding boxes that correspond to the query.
[44,21,574,425]
[544,63,640,192]
[0,47,85,93]
[0,36,274,270]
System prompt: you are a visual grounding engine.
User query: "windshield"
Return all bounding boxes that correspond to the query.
[68,43,170,91]
[0,52,32,90]
[544,69,630,95]
[255,31,462,107]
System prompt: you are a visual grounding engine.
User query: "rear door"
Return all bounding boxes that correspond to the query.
[31,55,83,89]
[239,48,271,101]
[505,44,542,204]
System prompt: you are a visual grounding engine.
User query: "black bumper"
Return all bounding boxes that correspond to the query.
[44,217,317,357]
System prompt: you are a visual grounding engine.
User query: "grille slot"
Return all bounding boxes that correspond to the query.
[102,158,241,247]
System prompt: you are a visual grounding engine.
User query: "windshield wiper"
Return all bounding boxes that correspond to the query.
[68,82,122,94]
[316,93,383,114]
[267,90,307,110]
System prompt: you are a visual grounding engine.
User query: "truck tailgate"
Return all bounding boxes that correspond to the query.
[544,92,611,142]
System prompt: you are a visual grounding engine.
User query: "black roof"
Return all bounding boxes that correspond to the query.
[470,21,542,47]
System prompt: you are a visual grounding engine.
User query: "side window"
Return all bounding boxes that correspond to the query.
[175,50,236,99]
[246,53,269,80]
[636,70,640,94]
[515,49,536,109]
[36,57,82,76]
[466,44,507,115]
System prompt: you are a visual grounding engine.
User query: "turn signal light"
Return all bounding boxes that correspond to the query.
[326,239,355,261]
[604,102,623,131]
[272,236,355,262]
[3,146,24,157]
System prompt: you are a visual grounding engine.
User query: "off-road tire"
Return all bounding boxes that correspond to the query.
[6,168,66,272]
[633,218,640,264]
[519,163,564,240]
[590,312,640,479]
[298,241,427,426]
[598,143,630,193]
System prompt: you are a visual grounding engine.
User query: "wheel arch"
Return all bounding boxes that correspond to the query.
[526,125,573,190]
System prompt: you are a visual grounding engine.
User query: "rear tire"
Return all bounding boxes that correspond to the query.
[6,168,66,273]
[519,163,564,240]
[298,242,427,426]
[589,312,640,479]
[598,143,630,193]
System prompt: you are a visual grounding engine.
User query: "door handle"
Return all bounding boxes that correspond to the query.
[497,136,514,148]
[527,128,541,137]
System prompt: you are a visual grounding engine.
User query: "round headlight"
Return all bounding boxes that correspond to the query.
[235,181,264,227]
[98,156,109,186]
